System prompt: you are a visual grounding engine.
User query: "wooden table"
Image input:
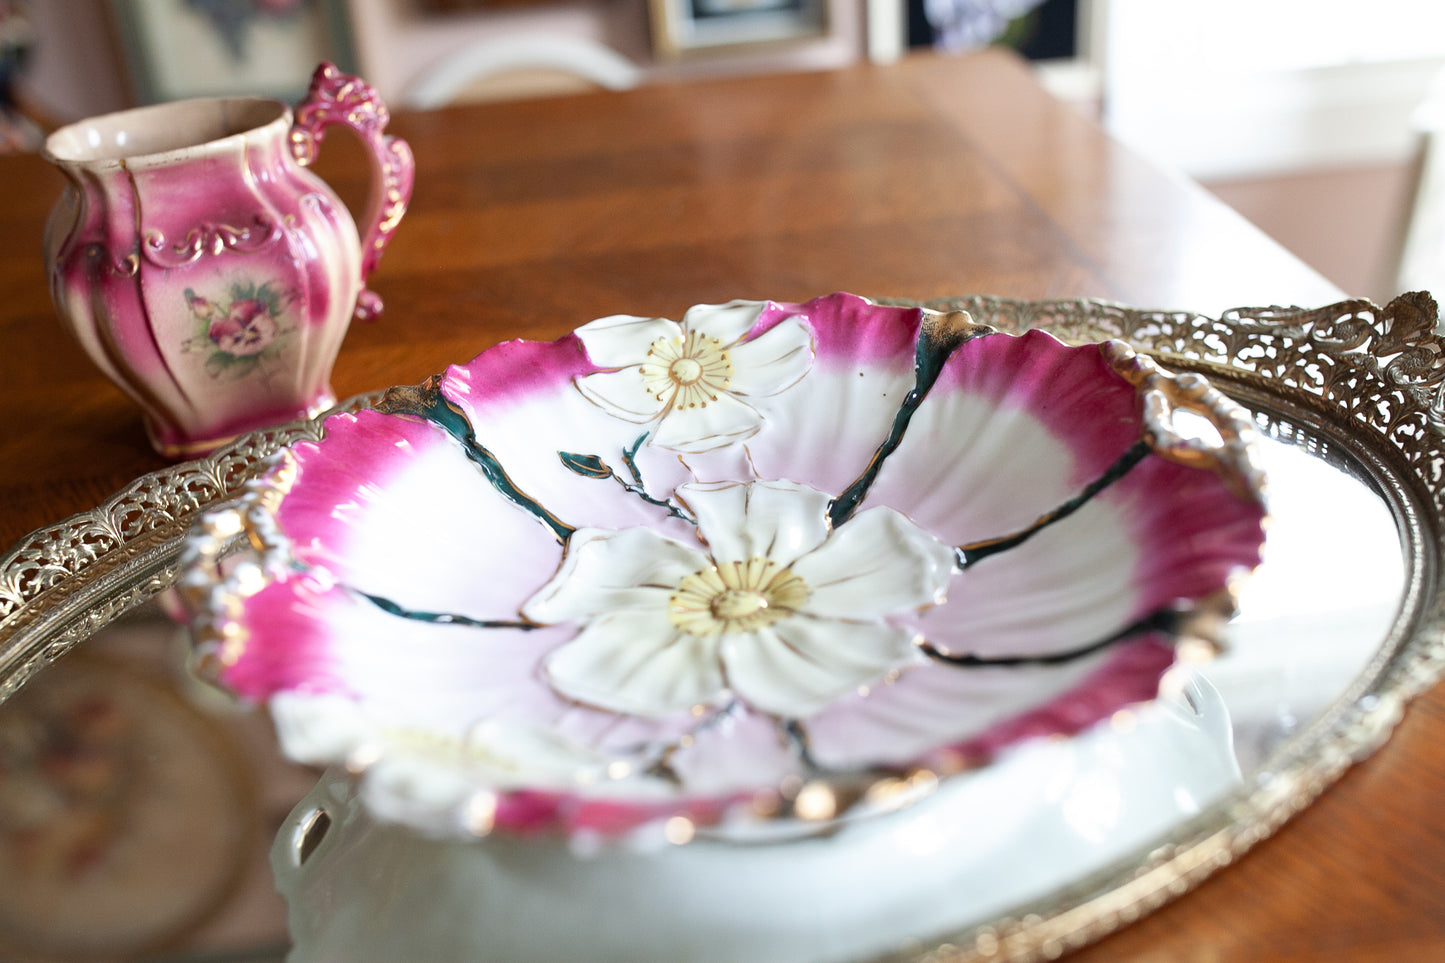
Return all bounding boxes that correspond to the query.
[1,48,1436,961]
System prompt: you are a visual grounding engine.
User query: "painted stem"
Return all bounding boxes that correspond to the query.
[920,608,1178,668]
[378,378,575,543]
[357,590,541,630]
[618,433,695,522]
[956,440,1151,568]
[830,310,993,527]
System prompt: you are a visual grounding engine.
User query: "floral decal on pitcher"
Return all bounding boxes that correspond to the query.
[183,281,294,379]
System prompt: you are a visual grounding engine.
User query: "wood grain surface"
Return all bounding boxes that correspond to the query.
[2,48,1434,961]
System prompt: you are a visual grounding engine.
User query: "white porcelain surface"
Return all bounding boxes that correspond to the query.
[272,674,1239,963]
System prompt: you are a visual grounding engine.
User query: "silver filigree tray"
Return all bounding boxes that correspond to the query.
[1,294,1442,962]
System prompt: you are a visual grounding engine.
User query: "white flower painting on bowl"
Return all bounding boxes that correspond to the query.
[182,293,1268,839]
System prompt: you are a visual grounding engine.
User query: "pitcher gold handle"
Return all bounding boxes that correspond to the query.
[290,63,415,322]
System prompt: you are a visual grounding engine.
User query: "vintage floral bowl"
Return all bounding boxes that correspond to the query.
[181,292,1267,961]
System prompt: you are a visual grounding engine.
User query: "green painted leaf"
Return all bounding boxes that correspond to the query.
[558,451,613,479]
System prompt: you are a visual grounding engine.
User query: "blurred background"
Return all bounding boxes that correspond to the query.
[6,0,1445,304]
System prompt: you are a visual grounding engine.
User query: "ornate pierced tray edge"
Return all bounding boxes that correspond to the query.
[0,395,379,703]
[2,294,1443,963]
[881,292,1445,962]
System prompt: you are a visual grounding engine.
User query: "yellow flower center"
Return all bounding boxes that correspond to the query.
[669,557,810,636]
[711,588,767,621]
[640,331,734,411]
[670,357,704,385]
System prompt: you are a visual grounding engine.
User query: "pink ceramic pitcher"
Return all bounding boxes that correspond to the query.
[43,64,413,458]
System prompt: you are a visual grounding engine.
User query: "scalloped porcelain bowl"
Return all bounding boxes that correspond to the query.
[181,293,1268,962]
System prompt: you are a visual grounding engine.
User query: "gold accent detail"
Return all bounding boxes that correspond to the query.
[663,816,696,845]
[791,780,838,821]
[140,217,283,268]
[294,807,333,865]
[1171,587,1238,662]
[84,244,140,277]
[372,374,444,416]
[0,392,376,701]
[178,448,308,681]
[668,557,809,635]
[919,306,997,348]
[146,394,338,461]
[1100,340,1266,503]
[640,331,734,411]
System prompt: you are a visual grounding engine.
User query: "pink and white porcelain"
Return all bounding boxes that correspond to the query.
[182,292,1268,959]
[269,675,1240,962]
[43,64,413,458]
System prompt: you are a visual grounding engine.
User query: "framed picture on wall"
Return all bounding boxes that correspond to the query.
[109,0,356,105]
[649,0,829,60]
